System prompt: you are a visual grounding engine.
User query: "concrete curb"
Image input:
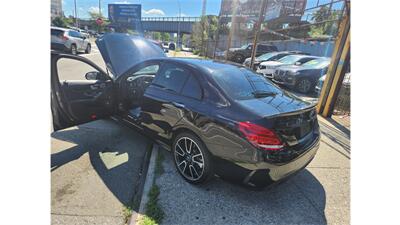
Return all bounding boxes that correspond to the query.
[129,144,159,225]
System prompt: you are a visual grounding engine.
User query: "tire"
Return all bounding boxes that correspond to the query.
[172,132,214,184]
[85,44,91,54]
[234,54,244,63]
[70,44,77,55]
[296,78,313,94]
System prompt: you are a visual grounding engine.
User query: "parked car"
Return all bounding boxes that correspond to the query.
[243,51,308,70]
[149,39,168,53]
[273,57,331,93]
[51,27,91,55]
[168,42,176,50]
[162,42,169,49]
[226,43,278,63]
[181,45,193,52]
[51,34,320,188]
[257,54,318,79]
[315,72,351,95]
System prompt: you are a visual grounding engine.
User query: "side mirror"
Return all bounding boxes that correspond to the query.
[85,71,102,80]
[295,62,301,66]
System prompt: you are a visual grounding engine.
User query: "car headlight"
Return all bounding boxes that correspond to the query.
[285,75,294,81]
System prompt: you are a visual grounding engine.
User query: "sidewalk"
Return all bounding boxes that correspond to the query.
[153,116,350,225]
[51,119,152,225]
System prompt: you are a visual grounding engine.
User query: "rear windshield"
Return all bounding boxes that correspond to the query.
[278,55,303,64]
[51,29,64,37]
[302,58,330,69]
[211,66,281,100]
[257,52,276,60]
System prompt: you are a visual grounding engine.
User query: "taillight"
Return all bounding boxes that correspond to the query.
[62,35,69,41]
[238,121,284,151]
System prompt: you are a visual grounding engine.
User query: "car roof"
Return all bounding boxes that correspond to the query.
[163,58,245,75]
[51,26,69,31]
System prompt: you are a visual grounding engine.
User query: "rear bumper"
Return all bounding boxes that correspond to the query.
[272,78,296,87]
[214,135,319,188]
[51,43,69,52]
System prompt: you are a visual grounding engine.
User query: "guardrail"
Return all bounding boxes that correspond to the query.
[141,17,201,22]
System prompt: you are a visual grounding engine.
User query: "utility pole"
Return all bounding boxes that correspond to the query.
[226,0,238,60]
[212,0,224,59]
[74,0,78,28]
[200,0,207,56]
[98,0,101,33]
[99,0,101,17]
[250,0,268,69]
[177,0,181,49]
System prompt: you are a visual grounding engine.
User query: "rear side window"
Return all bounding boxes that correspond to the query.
[51,29,64,37]
[68,31,80,37]
[298,57,315,64]
[181,75,202,100]
[153,63,189,93]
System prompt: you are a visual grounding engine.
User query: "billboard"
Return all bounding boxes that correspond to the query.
[219,0,307,22]
[108,4,141,23]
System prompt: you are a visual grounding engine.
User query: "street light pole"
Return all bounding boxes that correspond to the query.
[74,0,78,27]
[177,0,181,49]
[250,0,268,69]
[99,0,101,16]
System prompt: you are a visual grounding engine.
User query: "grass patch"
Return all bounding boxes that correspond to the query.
[122,206,133,223]
[142,185,164,224]
[139,150,165,225]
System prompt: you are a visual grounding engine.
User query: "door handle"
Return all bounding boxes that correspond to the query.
[172,102,185,108]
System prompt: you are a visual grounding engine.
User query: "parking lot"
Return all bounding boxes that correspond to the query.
[153,116,350,225]
[51,38,349,225]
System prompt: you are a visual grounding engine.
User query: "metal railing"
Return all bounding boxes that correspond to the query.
[141,17,200,22]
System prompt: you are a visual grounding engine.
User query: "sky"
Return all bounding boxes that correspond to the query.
[61,0,342,19]
[62,0,223,19]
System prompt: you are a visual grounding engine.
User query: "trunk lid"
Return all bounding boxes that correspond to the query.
[237,94,319,154]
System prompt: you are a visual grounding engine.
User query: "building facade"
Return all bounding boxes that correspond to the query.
[51,0,63,19]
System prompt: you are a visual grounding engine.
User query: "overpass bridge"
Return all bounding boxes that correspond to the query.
[141,17,200,34]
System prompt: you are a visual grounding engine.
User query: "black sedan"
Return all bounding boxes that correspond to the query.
[51,34,320,188]
[273,57,331,94]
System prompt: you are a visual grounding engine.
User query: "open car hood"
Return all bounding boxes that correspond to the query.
[96,33,166,78]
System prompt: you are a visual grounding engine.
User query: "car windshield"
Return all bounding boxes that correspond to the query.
[277,55,303,64]
[211,66,281,100]
[257,52,276,60]
[302,58,330,69]
[240,44,250,49]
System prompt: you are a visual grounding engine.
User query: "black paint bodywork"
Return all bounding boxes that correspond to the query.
[273,63,329,91]
[51,35,320,188]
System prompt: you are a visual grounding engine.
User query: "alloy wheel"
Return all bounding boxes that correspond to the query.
[174,137,204,181]
[86,45,91,54]
[298,79,312,93]
[71,45,77,55]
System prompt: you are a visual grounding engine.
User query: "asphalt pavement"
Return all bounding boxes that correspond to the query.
[51,119,152,225]
[154,116,350,225]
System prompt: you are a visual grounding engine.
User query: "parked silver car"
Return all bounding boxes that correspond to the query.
[51,27,91,55]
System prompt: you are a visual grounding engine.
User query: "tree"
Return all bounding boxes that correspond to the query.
[190,15,219,54]
[308,6,341,37]
[161,33,170,41]
[51,16,73,28]
[153,32,161,40]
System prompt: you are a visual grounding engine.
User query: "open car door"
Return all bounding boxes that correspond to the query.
[51,52,116,131]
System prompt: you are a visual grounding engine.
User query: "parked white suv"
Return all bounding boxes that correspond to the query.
[51,27,91,55]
